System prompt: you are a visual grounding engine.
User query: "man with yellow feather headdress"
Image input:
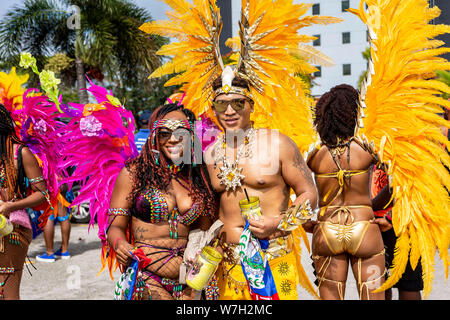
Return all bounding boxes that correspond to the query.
[140,0,341,300]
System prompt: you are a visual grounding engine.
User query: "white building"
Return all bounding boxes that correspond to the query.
[230,0,369,98]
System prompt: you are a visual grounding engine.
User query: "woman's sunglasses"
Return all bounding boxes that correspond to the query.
[212,98,251,113]
[157,128,190,143]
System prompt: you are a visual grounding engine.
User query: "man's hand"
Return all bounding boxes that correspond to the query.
[248,215,281,239]
[374,217,392,232]
[302,220,318,233]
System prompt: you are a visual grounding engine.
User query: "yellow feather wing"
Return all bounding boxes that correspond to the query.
[139,0,224,116]
[351,0,450,298]
[233,0,342,153]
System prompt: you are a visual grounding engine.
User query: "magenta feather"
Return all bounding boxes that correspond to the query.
[11,89,64,198]
[56,81,138,243]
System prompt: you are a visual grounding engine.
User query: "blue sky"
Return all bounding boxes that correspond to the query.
[0,0,171,21]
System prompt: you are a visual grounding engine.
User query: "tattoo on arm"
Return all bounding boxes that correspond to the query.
[290,140,315,186]
[279,186,290,213]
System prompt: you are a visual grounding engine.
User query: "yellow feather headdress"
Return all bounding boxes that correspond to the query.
[139,0,342,153]
[0,67,29,112]
[349,0,450,298]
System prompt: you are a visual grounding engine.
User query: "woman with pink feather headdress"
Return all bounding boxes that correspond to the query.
[0,67,63,299]
[55,81,221,299]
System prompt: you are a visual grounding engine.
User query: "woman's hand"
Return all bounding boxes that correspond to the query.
[0,201,14,218]
[114,239,135,266]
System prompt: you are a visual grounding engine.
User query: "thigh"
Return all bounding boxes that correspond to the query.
[312,253,349,300]
[0,225,32,299]
[144,277,175,300]
[350,252,385,300]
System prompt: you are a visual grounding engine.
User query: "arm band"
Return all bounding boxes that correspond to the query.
[108,208,131,217]
[29,176,45,185]
[277,199,314,232]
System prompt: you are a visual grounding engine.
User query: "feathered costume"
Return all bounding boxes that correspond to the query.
[139,0,342,153]
[56,79,138,277]
[139,0,342,299]
[348,0,450,297]
[0,67,66,229]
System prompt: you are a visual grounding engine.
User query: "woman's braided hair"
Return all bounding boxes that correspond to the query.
[314,84,360,147]
[0,104,26,199]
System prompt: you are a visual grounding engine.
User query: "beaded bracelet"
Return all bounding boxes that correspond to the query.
[108,208,131,217]
[40,189,54,211]
[277,199,314,232]
[28,176,45,185]
[0,267,15,274]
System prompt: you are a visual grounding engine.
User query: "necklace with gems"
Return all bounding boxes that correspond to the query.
[168,163,183,175]
[214,128,257,191]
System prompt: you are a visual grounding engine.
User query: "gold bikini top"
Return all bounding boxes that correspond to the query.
[307,137,377,216]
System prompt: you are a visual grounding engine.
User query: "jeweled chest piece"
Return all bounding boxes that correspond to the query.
[217,163,245,192]
[215,128,256,192]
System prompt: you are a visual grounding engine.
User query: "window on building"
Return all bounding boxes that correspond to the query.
[342,0,350,12]
[313,34,321,46]
[314,66,322,78]
[342,32,351,44]
[312,3,320,15]
[343,64,351,76]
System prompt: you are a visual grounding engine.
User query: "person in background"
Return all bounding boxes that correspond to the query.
[35,185,72,262]
[134,110,152,154]
[371,167,423,300]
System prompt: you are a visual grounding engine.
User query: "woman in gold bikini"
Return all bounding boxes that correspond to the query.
[307,85,386,300]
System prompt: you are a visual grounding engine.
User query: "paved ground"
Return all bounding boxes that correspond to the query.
[20,223,450,300]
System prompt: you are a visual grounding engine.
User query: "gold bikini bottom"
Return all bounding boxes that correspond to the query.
[317,205,373,256]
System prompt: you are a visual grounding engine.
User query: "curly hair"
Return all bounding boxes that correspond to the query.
[314,84,360,147]
[126,103,217,218]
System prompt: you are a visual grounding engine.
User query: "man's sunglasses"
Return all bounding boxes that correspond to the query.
[212,98,251,113]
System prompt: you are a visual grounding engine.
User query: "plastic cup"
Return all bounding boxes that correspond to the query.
[239,196,262,221]
[186,246,223,291]
[0,214,13,237]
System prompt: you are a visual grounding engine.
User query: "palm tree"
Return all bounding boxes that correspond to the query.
[358,47,371,90]
[0,0,167,105]
[435,70,450,100]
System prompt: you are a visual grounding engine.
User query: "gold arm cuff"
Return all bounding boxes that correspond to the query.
[277,199,314,232]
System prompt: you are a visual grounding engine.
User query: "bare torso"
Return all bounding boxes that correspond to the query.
[206,129,291,244]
